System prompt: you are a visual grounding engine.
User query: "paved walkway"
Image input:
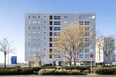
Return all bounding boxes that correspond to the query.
[0,75,116,77]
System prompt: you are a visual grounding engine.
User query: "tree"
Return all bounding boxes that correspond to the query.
[0,38,14,68]
[103,36,115,64]
[55,24,95,66]
[33,51,45,67]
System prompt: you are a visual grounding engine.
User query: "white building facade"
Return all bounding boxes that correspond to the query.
[25,13,96,66]
[95,38,115,65]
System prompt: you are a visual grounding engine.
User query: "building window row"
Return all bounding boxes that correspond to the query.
[79,21,91,25]
[28,32,41,35]
[54,27,61,31]
[28,27,40,29]
[49,15,68,20]
[79,54,90,58]
[28,43,40,46]
[80,49,90,53]
[49,21,61,25]
[28,16,40,18]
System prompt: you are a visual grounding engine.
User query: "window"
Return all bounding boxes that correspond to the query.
[44,32,46,34]
[38,27,40,29]
[33,21,36,24]
[32,32,36,35]
[54,27,61,31]
[38,32,40,35]
[85,55,89,58]
[50,43,52,47]
[33,16,36,18]
[54,32,60,36]
[86,44,91,47]
[85,21,90,25]
[79,21,84,25]
[49,38,52,42]
[86,32,90,36]
[79,15,90,19]
[79,54,83,58]
[85,49,90,53]
[64,21,69,24]
[50,21,52,25]
[49,54,52,58]
[44,16,46,17]
[54,16,60,20]
[44,26,46,28]
[44,48,46,50]
[38,16,40,18]
[54,38,58,42]
[50,32,52,36]
[54,21,60,25]
[49,49,52,53]
[44,43,46,45]
[29,27,30,29]
[54,55,60,58]
[44,21,46,23]
[79,27,83,30]
[50,15,52,20]
[80,49,83,53]
[50,27,52,31]
[33,49,36,51]
[29,16,30,18]
[73,21,78,24]
[64,16,68,18]
[85,27,90,30]
[85,38,90,42]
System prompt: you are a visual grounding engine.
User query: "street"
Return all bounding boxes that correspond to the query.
[0,75,116,77]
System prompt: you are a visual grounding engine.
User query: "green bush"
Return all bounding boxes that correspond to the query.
[61,66,90,71]
[96,68,114,74]
[0,68,20,75]
[38,69,81,75]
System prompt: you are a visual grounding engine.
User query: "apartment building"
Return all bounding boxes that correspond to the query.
[25,13,96,67]
[95,38,115,65]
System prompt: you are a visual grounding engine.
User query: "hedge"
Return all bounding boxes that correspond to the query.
[0,66,57,75]
[92,66,116,74]
[61,66,90,71]
[38,69,81,75]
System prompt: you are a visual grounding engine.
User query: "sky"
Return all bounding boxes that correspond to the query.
[0,0,116,64]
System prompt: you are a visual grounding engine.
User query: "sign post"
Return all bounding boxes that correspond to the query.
[89,53,94,74]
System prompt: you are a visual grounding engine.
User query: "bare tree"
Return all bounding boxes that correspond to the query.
[55,24,95,66]
[103,36,115,64]
[33,51,45,67]
[0,38,15,68]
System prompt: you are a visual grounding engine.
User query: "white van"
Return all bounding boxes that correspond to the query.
[76,63,85,66]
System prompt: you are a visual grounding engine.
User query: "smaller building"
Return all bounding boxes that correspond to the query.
[95,38,115,65]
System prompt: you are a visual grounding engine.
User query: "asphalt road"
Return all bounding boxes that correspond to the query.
[0,75,116,77]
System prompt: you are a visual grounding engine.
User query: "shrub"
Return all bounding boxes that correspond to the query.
[96,68,114,74]
[38,69,81,75]
[20,67,33,74]
[61,66,90,72]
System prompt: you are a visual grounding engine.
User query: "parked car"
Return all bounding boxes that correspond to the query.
[41,64,52,67]
[76,63,85,66]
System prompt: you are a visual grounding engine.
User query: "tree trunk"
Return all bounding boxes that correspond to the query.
[4,52,6,68]
[73,58,76,66]
[69,60,72,66]
[106,56,108,64]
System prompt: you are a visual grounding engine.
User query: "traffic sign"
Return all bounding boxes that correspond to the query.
[89,53,94,58]
[11,56,17,64]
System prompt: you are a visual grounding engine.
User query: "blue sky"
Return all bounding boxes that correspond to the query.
[0,0,116,63]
